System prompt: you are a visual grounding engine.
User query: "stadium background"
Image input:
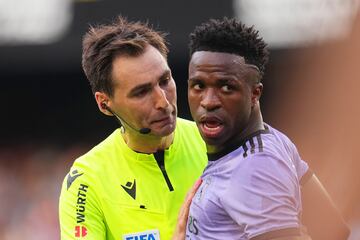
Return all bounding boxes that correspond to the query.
[1,0,360,239]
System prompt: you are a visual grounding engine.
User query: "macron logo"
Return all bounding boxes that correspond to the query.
[123,229,160,240]
[121,179,136,200]
[67,169,83,190]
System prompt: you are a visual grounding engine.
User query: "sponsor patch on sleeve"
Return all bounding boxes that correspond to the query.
[74,225,88,237]
[122,229,160,240]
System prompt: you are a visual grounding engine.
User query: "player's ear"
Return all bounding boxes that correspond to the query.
[251,82,263,106]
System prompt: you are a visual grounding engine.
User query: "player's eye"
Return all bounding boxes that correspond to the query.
[221,84,232,92]
[190,81,204,90]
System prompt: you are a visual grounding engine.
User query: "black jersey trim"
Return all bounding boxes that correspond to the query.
[154,150,174,191]
[250,227,302,240]
[256,134,263,152]
[242,143,248,158]
[207,124,270,161]
[249,137,256,154]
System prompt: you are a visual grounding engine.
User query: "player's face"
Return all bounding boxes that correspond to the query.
[109,45,177,137]
[188,51,260,152]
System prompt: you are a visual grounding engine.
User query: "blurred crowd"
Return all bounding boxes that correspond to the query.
[0,145,87,240]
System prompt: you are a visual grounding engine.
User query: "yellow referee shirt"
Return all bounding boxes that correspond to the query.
[59,118,207,240]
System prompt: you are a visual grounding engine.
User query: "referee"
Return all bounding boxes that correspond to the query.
[59,16,207,240]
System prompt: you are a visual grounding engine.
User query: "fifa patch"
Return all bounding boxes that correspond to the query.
[122,229,160,240]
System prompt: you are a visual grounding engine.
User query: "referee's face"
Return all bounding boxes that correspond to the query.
[105,45,177,137]
[188,51,261,153]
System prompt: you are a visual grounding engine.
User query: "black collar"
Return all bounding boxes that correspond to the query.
[207,125,270,161]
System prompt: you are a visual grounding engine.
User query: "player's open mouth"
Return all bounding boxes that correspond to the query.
[199,117,224,138]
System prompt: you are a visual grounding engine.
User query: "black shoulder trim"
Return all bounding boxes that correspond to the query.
[242,143,249,158]
[256,134,263,152]
[249,137,256,154]
[207,125,270,161]
[300,168,314,186]
[251,227,301,240]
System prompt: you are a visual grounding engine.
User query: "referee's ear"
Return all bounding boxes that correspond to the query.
[94,91,112,116]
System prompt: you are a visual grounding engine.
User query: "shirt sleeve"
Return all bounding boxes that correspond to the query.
[289,141,310,182]
[59,164,106,240]
[220,152,302,239]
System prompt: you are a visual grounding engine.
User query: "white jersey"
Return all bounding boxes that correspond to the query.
[186,124,312,240]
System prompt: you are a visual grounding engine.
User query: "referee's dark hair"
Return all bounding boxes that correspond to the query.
[189,17,269,79]
[82,16,168,97]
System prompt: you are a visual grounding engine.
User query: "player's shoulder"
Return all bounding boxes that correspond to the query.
[260,124,298,155]
[264,124,295,145]
[237,125,290,166]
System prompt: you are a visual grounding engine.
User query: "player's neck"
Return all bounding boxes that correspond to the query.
[207,104,264,154]
[122,130,174,154]
[242,106,264,138]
